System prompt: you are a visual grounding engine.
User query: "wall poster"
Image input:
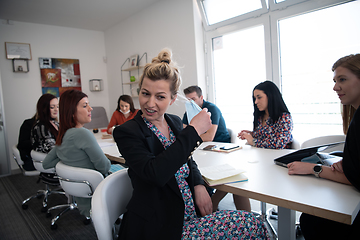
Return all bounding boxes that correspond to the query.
[39,58,81,97]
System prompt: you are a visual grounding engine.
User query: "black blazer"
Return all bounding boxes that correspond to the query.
[113,111,203,240]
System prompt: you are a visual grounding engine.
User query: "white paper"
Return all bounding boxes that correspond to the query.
[200,164,245,180]
[98,142,116,148]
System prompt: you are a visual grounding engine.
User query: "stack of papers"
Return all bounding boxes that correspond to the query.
[200,164,247,186]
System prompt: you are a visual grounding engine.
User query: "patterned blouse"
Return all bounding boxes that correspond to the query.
[31,120,59,153]
[252,112,293,149]
[143,117,270,239]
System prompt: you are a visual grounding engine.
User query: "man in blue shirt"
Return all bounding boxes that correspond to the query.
[182,86,230,143]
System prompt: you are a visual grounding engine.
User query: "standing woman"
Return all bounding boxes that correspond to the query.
[107,95,138,134]
[238,80,293,149]
[288,54,360,239]
[31,93,59,153]
[43,90,111,219]
[113,49,269,239]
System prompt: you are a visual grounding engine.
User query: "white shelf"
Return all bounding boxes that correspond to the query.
[122,66,145,72]
[121,53,147,97]
[123,81,140,85]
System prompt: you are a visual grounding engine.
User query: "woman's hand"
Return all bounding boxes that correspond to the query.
[287,162,315,175]
[194,185,212,217]
[238,130,254,146]
[331,160,344,173]
[238,130,251,139]
[190,108,212,136]
[238,131,254,145]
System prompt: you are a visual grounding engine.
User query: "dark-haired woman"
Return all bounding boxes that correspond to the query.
[31,94,59,153]
[107,94,138,134]
[238,80,293,149]
[214,81,293,212]
[43,90,111,219]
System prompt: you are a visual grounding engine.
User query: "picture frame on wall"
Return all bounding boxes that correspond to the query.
[129,54,138,68]
[5,42,32,60]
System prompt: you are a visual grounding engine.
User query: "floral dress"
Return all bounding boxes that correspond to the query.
[143,117,269,239]
[252,112,293,149]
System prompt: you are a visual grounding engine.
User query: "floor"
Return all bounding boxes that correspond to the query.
[218,193,305,240]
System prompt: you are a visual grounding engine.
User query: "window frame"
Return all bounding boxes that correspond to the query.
[204,15,273,103]
[202,0,353,100]
[196,0,269,32]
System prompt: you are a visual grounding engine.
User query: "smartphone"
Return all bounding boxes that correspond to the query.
[203,144,217,150]
[220,145,239,151]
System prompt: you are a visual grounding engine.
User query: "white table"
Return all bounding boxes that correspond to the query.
[93,129,125,164]
[194,142,360,240]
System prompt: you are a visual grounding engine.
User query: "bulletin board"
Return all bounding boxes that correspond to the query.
[39,58,82,97]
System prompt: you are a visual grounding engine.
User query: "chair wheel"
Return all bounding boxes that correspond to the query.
[51,224,58,230]
[83,218,91,225]
[296,225,302,237]
[22,204,28,210]
[46,212,52,218]
[41,206,48,212]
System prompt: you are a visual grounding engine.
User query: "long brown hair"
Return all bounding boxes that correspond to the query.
[35,93,58,138]
[332,54,360,134]
[56,90,87,145]
[341,105,356,135]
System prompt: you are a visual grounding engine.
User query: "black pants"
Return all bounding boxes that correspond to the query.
[300,212,360,240]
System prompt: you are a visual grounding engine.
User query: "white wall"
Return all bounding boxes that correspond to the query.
[0,0,206,173]
[0,20,109,172]
[104,0,204,117]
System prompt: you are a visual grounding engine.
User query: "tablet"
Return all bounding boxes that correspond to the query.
[274,141,344,167]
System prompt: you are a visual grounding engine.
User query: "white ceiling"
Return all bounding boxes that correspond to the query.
[0,0,162,31]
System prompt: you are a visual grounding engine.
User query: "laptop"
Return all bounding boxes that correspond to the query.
[274,141,344,167]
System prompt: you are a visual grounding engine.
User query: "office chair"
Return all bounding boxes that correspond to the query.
[92,168,132,240]
[47,161,104,230]
[12,145,40,177]
[301,135,345,153]
[227,128,241,144]
[18,150,64,212]
[83,106,109,129]
[12,145,42,206]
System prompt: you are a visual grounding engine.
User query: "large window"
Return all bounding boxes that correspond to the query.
[202,0,360,143]
[279,1,360,141]
[212,25,266,131]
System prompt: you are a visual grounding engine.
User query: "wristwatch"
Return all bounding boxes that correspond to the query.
[313,164,323,178]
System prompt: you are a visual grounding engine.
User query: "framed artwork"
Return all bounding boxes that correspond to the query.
[5,42,32,60]
[39,58,81,97]
[129,54,138,68]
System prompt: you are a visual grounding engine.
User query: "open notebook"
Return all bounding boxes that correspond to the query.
[199,164,248,186]
[109,164,125,174]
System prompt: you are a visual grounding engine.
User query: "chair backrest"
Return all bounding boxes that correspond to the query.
[301,135,346,153]
[12,145,40,176]
[290,137,301,149]
[227,128,240,144]
[31,150,56,174]
[56,161,104,198]
[91,168,132,240]
[83,106,109,129]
